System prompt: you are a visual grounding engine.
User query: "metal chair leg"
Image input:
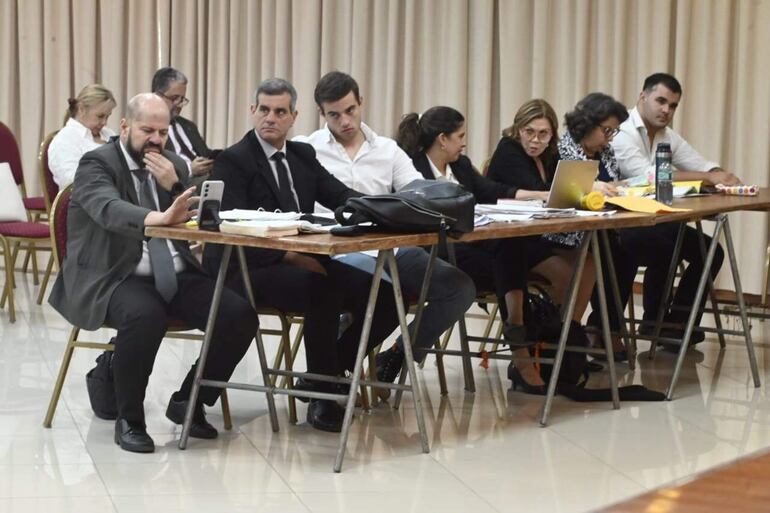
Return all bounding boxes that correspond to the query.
[43,327,80,427]
[220,389,232,430]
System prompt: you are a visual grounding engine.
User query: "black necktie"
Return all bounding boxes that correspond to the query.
[171,123,196,160]
[132,169,178,302]
[272,152,299,212]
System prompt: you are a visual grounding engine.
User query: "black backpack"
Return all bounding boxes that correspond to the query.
[85,339,118,419]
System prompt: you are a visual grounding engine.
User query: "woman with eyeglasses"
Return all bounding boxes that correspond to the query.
[48,84,117,187]
[397,106,552,395]
[486,99,597,345]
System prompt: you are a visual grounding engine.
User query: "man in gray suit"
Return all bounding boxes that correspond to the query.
[49,93,257,453]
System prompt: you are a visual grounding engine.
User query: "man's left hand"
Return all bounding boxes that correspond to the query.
[705,168,742,186]
[144,152,179,191]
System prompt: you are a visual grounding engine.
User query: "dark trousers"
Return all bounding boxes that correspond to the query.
[105,271,258,425]
[231,257,399,381]
[588,223,724,329]
[451,237,530,323]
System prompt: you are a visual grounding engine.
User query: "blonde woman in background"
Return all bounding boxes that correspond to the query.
[48,84,117,187]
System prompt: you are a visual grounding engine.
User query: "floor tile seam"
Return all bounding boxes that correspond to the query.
[236,424,301,495]
[541,422,654,492]
[428,450,507,513]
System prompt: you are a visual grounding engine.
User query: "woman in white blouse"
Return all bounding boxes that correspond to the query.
[48,84,117,187]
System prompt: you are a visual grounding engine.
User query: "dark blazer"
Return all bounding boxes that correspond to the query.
[165,115,218,158]
[486,137,558,194]
[203,130,360,271]
[413,153,515,204]
[49,139,198,330]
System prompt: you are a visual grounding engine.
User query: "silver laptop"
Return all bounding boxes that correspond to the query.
[546,160,600,208]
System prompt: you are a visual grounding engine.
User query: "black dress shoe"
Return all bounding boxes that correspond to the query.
[165,396,218,439]
[114,418,154,453]
[306,399,345,432]
[507,363,546,396]
[293,378,350,403]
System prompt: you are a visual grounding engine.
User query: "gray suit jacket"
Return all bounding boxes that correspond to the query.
[49,139,200,330]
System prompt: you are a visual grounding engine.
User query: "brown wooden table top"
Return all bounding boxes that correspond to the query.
[599,448,770,513]
[146,211,654,256]
[653,187,770,223]
[145,189,770,255]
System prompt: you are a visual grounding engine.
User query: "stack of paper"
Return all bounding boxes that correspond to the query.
[220,220,303,237]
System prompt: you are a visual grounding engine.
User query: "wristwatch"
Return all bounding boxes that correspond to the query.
[170,181,185,196]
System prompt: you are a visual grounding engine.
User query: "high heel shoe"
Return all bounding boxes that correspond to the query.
[507,363,546,396]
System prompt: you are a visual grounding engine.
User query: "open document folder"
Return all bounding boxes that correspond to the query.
[217,209,340,237]
[474,202,615,226]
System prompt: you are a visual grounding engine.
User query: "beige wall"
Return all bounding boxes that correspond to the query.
[2,0,769,291]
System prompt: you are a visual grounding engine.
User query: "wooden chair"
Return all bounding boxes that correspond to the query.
[43,185,232,429]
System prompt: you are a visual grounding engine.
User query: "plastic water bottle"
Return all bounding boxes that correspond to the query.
[655,142,673,205]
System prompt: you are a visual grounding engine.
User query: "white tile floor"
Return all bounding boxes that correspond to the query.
[1,273,769,512]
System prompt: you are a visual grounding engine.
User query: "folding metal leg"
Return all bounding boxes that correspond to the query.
[696,221,726,348]
[723,216,760,388]
[589,232,620,408]
[666,217,727,400]
[600,230,635,369]
[540,233,591,426]
[236,246,280,432]
[649,223,686,359]
[394,244,438,409]
[334,249,430,472]
[446,243,475,393]
[181,246,238,448]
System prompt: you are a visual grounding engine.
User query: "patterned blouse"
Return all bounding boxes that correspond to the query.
[542,132,621,248]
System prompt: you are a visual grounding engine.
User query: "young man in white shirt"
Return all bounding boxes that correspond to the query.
[296,71,475,390]
[611,73,732,344]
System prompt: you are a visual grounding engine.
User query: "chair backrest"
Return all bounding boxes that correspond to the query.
[0,121,24,186]
[38,131,60,212]
[49,185,73,267]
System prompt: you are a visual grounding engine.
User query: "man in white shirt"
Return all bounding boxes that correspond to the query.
[296,71,475,390]
[152,67,219,188]
[612,72,740,185]
[612,73,730,344]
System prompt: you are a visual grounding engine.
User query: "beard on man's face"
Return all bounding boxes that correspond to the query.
[125,129,163,166]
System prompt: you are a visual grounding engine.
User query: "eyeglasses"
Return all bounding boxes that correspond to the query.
[520,127,553,142]
[158,92,190,106]
[599,125,620,138]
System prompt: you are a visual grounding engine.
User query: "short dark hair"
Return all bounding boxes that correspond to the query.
[151,67,187,93]
[564,92,629,142]
[642,73,682,95]
[254,78,298,111]
[314,71,360,111]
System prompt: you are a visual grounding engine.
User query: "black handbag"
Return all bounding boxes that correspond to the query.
[85,339,118,420]
[334,179,476,237]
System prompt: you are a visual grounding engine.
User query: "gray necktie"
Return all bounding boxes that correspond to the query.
[133,169,178,302]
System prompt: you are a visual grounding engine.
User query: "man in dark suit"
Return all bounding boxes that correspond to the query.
[152,67,219,188]
[49,93,257,453]
[203,78,399,433]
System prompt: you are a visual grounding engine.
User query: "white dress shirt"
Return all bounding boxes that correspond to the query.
[427,156,458,184]
[255,131,301,211]
[167,120,197,171]
[611,107,720,181]
[119,142,185,276]
[48,118,117,188]
[295,122,422,210]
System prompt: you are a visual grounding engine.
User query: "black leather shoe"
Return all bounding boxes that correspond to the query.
[306,399,345,432]
[165,396,218,439]
[114,418,154,453]
[507,363,546,396]
[293,378,350,403]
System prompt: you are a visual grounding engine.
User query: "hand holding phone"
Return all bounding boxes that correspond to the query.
[198,180,224,231]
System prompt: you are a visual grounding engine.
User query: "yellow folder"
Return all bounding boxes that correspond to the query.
[606,196,691,213]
